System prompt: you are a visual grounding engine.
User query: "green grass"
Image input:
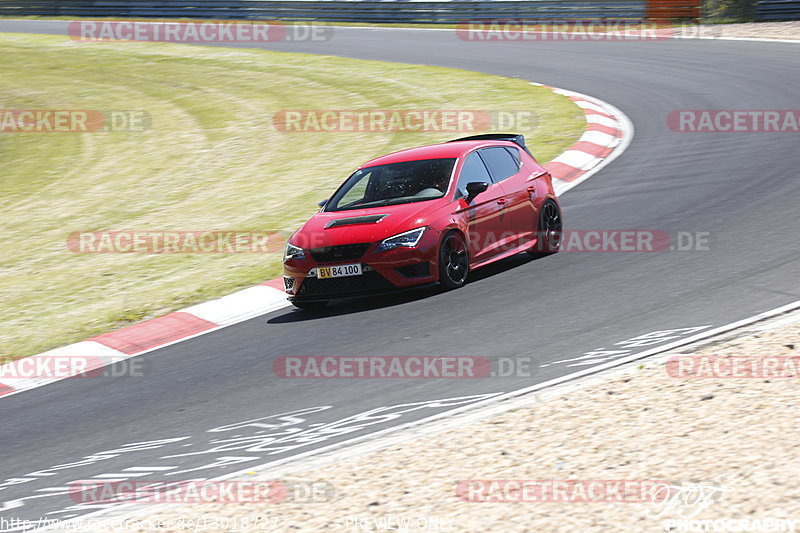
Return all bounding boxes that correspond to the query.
[0,33,585,363]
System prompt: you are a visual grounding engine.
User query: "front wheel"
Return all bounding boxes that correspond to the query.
[438,231,469,290]
[528,200,562,256]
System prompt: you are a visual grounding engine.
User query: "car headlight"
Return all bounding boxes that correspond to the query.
[376,227,426,253]
[284,242,305,262]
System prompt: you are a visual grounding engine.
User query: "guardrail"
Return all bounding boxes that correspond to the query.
[0,0,701,23]
[756,0,800,20]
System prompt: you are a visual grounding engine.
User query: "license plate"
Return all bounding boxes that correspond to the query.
[317,263,362,279]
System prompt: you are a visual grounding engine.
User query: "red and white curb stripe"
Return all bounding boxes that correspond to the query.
[0,282,288,399]
[0,85,632,400]
[532,83,634,196]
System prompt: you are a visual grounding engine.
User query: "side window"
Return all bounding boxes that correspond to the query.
[504,147,521,166]
[480,147,520,182]
[456,152,492,198]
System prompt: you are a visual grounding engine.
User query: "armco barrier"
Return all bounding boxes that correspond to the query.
[0,0,700,23]
[756,0,800,20]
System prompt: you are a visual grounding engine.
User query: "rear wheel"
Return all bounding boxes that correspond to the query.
[528,200,562,256]
[292,300,328,312]
[438,231,469,290]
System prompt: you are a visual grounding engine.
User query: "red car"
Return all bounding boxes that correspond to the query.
[283,134,562,310]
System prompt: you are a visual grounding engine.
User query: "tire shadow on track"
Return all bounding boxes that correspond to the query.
[267,252,550,324]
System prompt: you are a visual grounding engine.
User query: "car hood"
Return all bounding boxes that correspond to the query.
[293,200,447,248]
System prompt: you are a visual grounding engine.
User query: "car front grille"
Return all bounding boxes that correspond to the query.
[309,243,371,263]
[297,270,395,297]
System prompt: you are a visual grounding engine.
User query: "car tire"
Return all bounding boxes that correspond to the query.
[438,231,469,290]
[292,300,328,312]
[528,199,562,256]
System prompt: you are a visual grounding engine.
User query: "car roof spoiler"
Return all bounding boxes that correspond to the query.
[447,133,533,156]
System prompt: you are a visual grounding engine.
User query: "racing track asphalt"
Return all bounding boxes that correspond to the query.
[1,21,799,524]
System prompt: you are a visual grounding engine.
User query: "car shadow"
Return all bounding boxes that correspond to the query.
[266,252,552,324]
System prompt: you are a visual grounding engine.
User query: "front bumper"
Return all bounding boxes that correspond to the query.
[283,233,439,302]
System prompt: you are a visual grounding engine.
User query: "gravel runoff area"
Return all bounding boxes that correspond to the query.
[699,21,800,40]
[87,313,800,533]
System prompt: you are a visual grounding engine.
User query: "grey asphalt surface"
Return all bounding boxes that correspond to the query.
[1,21,799,527]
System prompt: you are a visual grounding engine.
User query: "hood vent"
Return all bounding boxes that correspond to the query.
[325,214,388,229]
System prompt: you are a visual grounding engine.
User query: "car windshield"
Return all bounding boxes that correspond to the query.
[324,158,456,211]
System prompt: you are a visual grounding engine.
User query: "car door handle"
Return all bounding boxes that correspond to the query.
[527,186,536,193]
[496,199,507,206]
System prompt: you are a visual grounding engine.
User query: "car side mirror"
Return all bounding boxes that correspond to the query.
[465,181,490,202]
[317,199,328,208]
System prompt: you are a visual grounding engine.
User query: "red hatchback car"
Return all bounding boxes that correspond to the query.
[283,134,562,310]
